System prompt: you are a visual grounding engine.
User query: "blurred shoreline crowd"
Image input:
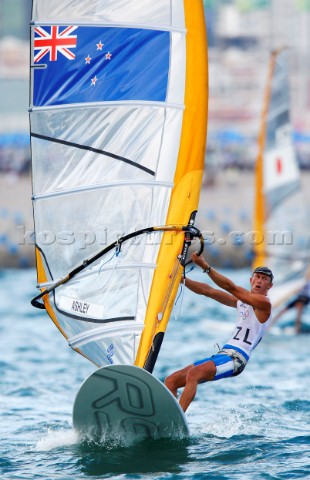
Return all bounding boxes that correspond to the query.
[1,0,310,269]
[1,1,310,179]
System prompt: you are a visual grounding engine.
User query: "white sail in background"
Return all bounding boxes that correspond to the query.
[30,0,208,369]
[253,49,310,307]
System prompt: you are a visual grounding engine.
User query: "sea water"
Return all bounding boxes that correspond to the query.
[1,267,310,479]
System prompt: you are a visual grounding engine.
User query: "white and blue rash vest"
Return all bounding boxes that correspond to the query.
[299,281,310,298]
[224,300,272,360]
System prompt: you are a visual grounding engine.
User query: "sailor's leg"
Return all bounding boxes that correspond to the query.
[164,364,194,398]
[179,360,216,412]
[295,302,304,333]
[271,306,287,325]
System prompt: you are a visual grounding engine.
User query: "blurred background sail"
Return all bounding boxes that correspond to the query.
[253,49,310,306]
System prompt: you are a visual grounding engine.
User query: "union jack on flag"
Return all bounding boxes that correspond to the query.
[34,26,78,63]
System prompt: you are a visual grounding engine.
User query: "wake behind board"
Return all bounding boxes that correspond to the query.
[73,365,189,443]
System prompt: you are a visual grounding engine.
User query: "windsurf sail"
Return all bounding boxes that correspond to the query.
[253,49,310,307]
[30,1,208,371]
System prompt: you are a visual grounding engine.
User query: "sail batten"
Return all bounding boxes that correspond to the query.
[30,101,185,112]
[30,0,208,368]
[31,21,187,34]
[30,132,157,176]
[33,182,173,201]
[37,263,157,288]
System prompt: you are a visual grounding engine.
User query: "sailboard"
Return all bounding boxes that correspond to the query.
[73,364,189,443]
[29,0,208,438]
[252,49,310,308]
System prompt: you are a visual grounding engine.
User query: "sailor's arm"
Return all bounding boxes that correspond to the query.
[191,253,271,317]
[184,277,237,308]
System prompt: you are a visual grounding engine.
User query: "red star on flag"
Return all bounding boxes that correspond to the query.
[96,41,104,50]
[91,76,97,86]
[105,52,112,60]
[276,157,282,175]
[85,55,91,64]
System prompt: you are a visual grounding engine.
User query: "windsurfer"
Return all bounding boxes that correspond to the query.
[271,281,310,333]
[164,253,273,412]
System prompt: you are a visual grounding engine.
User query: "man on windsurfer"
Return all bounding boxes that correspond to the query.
[164,253,273,413]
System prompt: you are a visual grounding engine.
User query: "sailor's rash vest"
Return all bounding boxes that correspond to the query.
[225,300,272,359]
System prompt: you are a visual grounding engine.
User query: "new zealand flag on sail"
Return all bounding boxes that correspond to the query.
[32,26,170,107]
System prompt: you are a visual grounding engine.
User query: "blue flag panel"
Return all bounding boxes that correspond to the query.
[33,26,170,106]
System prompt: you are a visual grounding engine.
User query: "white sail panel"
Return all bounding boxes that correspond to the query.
[34,183,171,277]
[32,0,185,29]
[166,32,186,105]
[31,106,183,194]
[263,54,300,215]
[264,143,299,194]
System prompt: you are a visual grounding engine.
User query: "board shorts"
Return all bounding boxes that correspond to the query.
[287,295,310,309]
[193,344,249,381]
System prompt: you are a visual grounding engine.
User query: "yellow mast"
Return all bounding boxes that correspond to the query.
[135,0,208,370]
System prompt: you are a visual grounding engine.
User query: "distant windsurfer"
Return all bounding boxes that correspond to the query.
[271,280,310,333]
[164,253,273,412]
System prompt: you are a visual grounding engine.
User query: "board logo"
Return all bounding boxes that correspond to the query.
[92,370,158,437]
[107,344,114,364]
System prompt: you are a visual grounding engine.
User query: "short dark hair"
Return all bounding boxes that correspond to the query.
[252,266,274,282]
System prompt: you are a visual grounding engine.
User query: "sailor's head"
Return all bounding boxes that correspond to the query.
[250,266,273,294]
[252,266,274,282]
